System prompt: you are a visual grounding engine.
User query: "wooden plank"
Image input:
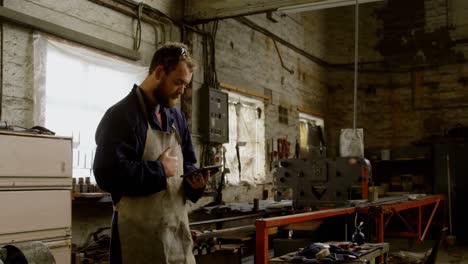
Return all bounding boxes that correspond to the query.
[297,106,324,118]
[186,0,323,23]
[219,82,271,101]
[185,0,383,23]
[0,6,140,60]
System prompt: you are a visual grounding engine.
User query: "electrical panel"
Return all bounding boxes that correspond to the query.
[200,87,229,143]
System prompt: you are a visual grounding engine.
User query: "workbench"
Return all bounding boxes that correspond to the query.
[255,194,445,264]
[256,207,356,264]
[270,242,389,264]
[356,194,446,243]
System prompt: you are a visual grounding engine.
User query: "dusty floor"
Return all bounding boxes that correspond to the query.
[387,238,468,264]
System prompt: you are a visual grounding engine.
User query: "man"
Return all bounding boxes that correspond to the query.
[93,42,208,264]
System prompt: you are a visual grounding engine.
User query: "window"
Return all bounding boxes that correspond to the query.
[224,91,265,185]
[33,34,147,181]
[299,112,324,129]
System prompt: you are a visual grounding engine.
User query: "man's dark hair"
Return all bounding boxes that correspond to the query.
[149,42,196,75]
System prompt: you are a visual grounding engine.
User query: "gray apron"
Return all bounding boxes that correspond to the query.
[115,88,195,264]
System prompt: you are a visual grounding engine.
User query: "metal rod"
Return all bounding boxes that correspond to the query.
[353,0,359,132]
[189,212,263,226]
[345,215,348,241]
[421,200,440,241]
[447,154,453,235]
[273,40,294,74]
[418,206,422,240]
[393,208,415,233]
[234,17,329,68]
[384,212,394,229]
[194,225,255,239]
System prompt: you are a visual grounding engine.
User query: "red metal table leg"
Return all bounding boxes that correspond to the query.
[418,206,422,241]
[376,213,385,263]
[375,212,384,243]
[256,220,268,264]
[420,200,440,242]
[443,199,447,228]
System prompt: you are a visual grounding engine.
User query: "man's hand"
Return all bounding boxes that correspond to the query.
[186,169,210,189]
[160,147,178,177]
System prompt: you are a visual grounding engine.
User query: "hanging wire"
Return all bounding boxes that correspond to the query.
[211,21,219,87]
[133,2,144,51]
[353,0,359,132]
[273,40,294,74]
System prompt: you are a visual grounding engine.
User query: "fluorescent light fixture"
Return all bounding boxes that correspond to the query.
[277,0,384,13]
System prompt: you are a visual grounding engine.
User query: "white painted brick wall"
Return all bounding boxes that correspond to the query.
[2,24,34,126]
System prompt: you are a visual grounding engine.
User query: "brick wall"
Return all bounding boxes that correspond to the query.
[5,0,467,199]
[326,0,468,155]
[0,0,330,204]
[188,13,330,201]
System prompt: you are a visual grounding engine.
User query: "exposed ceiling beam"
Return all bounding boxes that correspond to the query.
[185,0,315,23]
[0,6,140,60]
[184,0,383,24]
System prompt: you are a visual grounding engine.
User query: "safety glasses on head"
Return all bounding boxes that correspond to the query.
[180,47,188,57]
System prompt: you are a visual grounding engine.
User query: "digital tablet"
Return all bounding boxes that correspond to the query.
[180,164,223,178]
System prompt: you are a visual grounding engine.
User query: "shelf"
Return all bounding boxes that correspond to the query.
[72,192,112,203]
[370,158,430,163]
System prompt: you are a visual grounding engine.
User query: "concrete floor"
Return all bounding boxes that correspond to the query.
[387,238,468,264]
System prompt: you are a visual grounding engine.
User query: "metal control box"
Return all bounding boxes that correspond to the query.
[200,87,229,143]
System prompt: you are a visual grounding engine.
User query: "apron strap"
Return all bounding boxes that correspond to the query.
[171,124,182,145]
[136,85,183,146]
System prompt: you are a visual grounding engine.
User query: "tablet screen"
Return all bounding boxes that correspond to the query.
[180,164,223,178]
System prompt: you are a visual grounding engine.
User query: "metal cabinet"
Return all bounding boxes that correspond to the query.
[0,131,72,263]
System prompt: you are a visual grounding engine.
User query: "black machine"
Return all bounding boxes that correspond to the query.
[273,157,372,209]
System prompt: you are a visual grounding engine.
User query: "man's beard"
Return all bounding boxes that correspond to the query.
[153,82,177,108]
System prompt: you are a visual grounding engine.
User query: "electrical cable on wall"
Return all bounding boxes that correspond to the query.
[201,21,219,89]
[211,20,219,88]
[133,2,143,51]
[117,0,174,40]
[273,40,294,74]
